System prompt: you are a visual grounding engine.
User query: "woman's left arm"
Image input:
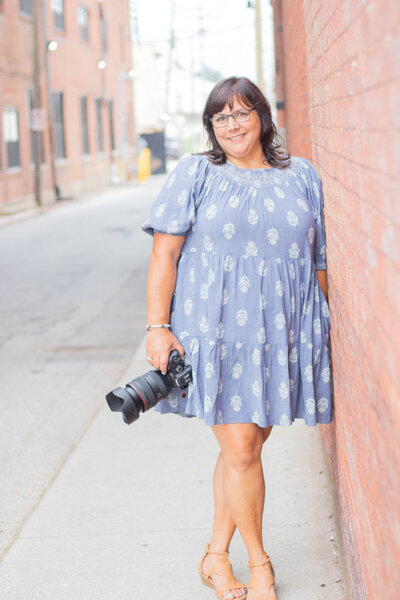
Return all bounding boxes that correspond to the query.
[316,269,328,303]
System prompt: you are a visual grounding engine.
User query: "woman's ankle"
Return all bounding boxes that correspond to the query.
[248,549,269,564]
[208,536,232,553]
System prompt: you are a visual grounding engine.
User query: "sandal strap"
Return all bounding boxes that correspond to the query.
[205,542,229,556]
[217,582,247,597]
[248,555,271,568]
[199,543,247,598]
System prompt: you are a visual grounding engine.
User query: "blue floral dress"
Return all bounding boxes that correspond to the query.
[141,154,334,426]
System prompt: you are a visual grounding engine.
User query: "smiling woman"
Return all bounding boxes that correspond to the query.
[201,76,290,171]
[141,76,333,600]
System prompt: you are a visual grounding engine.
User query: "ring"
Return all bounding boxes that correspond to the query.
[146,356,153,362]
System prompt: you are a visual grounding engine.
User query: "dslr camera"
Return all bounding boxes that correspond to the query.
[105,350,192,425]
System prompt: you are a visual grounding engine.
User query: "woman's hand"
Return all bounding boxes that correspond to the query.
[316,269,329,303]
[145,329,185,374]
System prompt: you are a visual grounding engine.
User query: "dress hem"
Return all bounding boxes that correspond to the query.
[153,406,334,427]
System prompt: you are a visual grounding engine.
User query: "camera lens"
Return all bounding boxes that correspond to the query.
[106,370,173,424]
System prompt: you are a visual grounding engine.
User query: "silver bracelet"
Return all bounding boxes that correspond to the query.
[145,324,171,331]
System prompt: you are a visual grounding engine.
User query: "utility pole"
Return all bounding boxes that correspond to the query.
[255,0,264,92]
[42,0,60,201]
[198,7,206,105]
[32,0,42,206]
[164,0,176,116]
[248,0,264,92]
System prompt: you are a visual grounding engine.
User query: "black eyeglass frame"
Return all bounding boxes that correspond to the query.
[209,107,257,127]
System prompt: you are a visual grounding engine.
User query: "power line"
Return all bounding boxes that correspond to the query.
[137,18,270,46]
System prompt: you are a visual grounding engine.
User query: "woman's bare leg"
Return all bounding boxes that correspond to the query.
[209,423,277,600]
[202,426,273,599]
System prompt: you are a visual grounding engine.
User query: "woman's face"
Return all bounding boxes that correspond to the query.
[211,96,263,163]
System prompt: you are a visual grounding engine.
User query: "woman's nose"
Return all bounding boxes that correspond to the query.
[226,115,240,131]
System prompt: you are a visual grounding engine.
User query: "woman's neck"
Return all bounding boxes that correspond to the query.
[226,149,271,170]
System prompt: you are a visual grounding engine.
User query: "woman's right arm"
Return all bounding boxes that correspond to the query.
[145,232,186,374]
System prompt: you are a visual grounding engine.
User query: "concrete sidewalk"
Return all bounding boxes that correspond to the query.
[0,337,347,600]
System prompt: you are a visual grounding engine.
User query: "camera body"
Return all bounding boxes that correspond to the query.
[106,350,192,425]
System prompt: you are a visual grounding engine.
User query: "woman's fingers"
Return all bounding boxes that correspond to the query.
[159,351,171,374]
[175,342,185,358]
[145,332,186,373]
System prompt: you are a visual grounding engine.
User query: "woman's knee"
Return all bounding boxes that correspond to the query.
[261,425,273,443]
[213,424,263,472]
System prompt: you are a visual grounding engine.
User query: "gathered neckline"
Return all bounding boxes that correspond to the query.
[225,159,277,172]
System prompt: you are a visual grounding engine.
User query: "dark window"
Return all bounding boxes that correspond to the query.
[28,88,45,164]
[19,0,32,15]
[51,0,65,31]
[80,96,89,154]
[108,100,115,151]
[119,24,125,61]
[78,6,89,42]
[95,98,103,152]
[100,16,107,54]
[3,107,21,168]
[52,91,66,158]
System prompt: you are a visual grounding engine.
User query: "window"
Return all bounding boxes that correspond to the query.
[95,98,103,152]
[80,96,89,154]
[27,88,45,164]
[78,6,89,42]
[99,5,107,54]
[3,107,21,169]
[108,101,115,151]
[52,91,66,158]
[51,0,65,31]
[100,15,107,54]
[119,24,125,61]
[19,0,32,15]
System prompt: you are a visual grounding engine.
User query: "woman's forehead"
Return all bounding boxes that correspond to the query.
[216,95,252,114]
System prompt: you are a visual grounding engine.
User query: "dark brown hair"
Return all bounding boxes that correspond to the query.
[201,76,291,169]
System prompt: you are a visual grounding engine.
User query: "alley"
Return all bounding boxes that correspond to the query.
[0,177,163,558]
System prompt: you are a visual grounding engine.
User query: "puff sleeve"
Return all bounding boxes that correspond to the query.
[141,154,206,237]
[303,158,328,270]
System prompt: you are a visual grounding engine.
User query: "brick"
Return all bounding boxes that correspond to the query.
[271,1,400,597]
[0,0,135,205]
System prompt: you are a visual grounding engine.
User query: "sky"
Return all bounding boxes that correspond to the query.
[132,0,276,107]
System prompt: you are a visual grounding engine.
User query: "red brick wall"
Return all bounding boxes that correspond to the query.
[0,0,136,206]
[271,1,400,598]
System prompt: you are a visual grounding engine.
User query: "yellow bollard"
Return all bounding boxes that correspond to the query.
[138,147,151,183]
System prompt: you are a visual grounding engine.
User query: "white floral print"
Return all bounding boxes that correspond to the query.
[223,223,235,239]
[239,275,250,292]
[248,209,259,225]
[267,228,279,245]
[141,154,332,426]
[236,309,248,326]
[232,362,243,379]
[264,197,275,212]
[231,395,242,412]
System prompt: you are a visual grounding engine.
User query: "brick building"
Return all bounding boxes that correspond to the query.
[271,1,400,598]
[0,0,136,207]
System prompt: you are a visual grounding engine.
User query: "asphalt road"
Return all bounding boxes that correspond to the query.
[0,176,165,559]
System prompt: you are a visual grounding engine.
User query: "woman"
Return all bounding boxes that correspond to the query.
[141,76,334,600]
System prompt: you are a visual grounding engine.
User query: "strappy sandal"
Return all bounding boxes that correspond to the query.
[199,543,248,600]
[247,554,277,600]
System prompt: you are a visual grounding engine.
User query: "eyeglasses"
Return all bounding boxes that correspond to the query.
[209,107,256,128]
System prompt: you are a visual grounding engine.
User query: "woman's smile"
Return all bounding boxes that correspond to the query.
[212,97,264,168]
[228,132,246,142]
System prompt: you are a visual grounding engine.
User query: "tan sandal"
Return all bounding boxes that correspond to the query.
[199,543,248,600]
[247,554,277,600]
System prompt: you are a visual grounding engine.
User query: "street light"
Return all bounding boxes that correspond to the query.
[97,59,107,70]
[47,40,58,52]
